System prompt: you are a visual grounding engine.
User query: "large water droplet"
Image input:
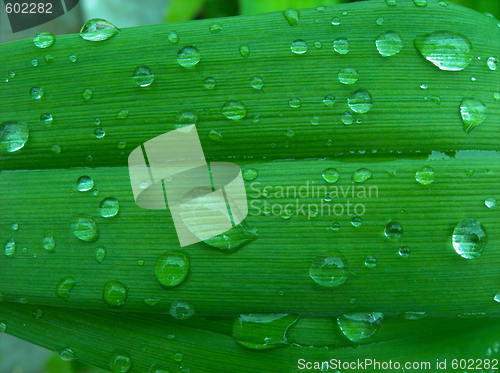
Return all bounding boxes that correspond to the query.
[414,31,473,71]
[337,313,384,342]
[133,66,154,87]
[110,350,132,373]
[155,251,189,288]
[57,347,77,361]
[385,221,403,239]
[232,314,298,349]
[322,168,340,184]
[348,90,373,114]
[99,197,120,218]
[170,300,194,320]
[56,276,76,301]
[77,176,93,191]
[415,166,435,185]
[338,67,358,85]
[70,216,99,242]
[333,38,350,54]
[103,280,128,306]
[221,101,247,120]
[376,31,402,57]
[202,222,258,252]
[352,168,372,183]
[33,32,55,48]
[291,40,308,54]
[177,46,201,67]
[460,98,486,133]
[309,251,349,287]
[0,122,29,153]
[452,218,487,259]
[283,8,299,26]
[4,238,15,257]
[80,19,119,41]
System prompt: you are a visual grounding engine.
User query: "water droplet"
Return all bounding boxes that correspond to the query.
[331,17,340,26]
[133,66,154,87]
[94,127,105,138]
[309,251,349,287]
[209,22,222,33]
[4,238,15,257]
[208,129,223,141]
[414,31,472,71]
[495,293,500,303]
[314,41,322,49]
[376,17,384,26]
[487,56,498,70]
[56,276,76,302]
[57,347,77,361]
[173,352,183,362]
[285,129,295,138]
[485,197,497,208]
[77,176,93,191]
[243,168,258,181]
[221,101,247,120]
[154,251,189,288]
[385,221,403,239]
[116,110,129,119]
[80,19,119,42]
[82,88,93,101]
[376,31,402,57]
[399,245,411,257]
[460,98,487,133]
[290,40,307,54]
[331,222,341,231]
[99,197,119,218]
[352,168,372,183]
[40,113,53,126]
[137,259,144,266]
[288,98,301,108]
[44,55,54,64]
[11,222,18,231]
[364,256,377,268]
[239,45,250,58]
[33,308,43,319]
[401,311,428,320]
[333,38,349,54]
[341,111,354,125]
[437,0,448,6]
[452,218,487,259]
[415,166,435,185]
[494,92,500,101]
[103,281,128,306]
[70,216,99,242]
[283,8,299,26]
[30,87,44,100]
[42,232,55,253]
[170,300,194,320]
[168,32,179,44]
[201,221,258,252]
[322,168,340,184]
[0,322,6,333]
[338,66,358,84]
[177,45,201,67]
[337,312,384,343]
[414,0,427,6]
[232,314,298,349]
[110,350,131,373]
[95,247,106,263]
[351,216,362,227]
[33,31,55,48]
[348,89,373,114]
[250,76,264,90]
[69,54,77,62]
[118,141,126,149]
[204,77,216,90]
[323,94,335,106]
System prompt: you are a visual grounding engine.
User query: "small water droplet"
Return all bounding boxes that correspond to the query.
[173,352,183,362]
[170,300,194,320]
[485,197,497,208]
[30,87,44,99]
[56,276,76,301]
[285,129,295,138]
[364,256,377,268]
[155,251,189,288]
[204,77,216,90]
[168,32,179,44]
[337,313,384,342]
[82,88,93,101]
[95,247,106,263]
[44,54,54,64]
[415,166,435,185]
[288,98,301,108]
[33,31,55,48]
[40,113,53,126]
[55,347,77,362]
[118,141,126,149]
[0,322,6,333]
[177,45,201,67]
[341,111,354,125]
[352,168,372,183]
[331,222,341,231]
[385,221,403,239]
[77,176,93,191]
[351,216,362,227]
[437,0,448,6]
[42,232,55,253]
[376,31,402,57]
[399,245,411,257]
[208,129,223,142]
[70,216,99,242]
[323,94,335,106]
[94,127,105,138]
[333,38,350,54]
[414,31,472,71]
[309,251,349,287]
[11,222,18,231]
[338,66,358,84]
[33,308,43,319]
[452,218,487,259]
[243,168,258,181]
[331,17,340,26]
[209,22,222,33]
[103,281,128,306]
[413,0,427,6]
[80,19,119,42]
[290,40,307,54]
[116,109,129,119]
[460,98,486,133]
[487,56,498,70]
[110,350,132,373]
[283,8,299,26]
[250,76,264,90]
[494,293,500,303]
[133,66,154,87]
[99,197,120,218]
[69,54,77,62]
[401,311,428,320]
[239,45,250,58]
[222,101,247,120]
[322,168,340,184]
[4,238,15,257]
[314,41,322,49]
[348,90,373,114]
[376,17,384,26]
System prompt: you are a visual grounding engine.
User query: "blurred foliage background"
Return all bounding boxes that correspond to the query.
[0,0,498,371]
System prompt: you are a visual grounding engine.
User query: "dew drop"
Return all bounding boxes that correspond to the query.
[116,109,129,119]
[239,45,250,58]
[351,216,362,227]
[243,168,258,181]
[133,66,154,87]
[201,222,258,252]
[333,38,350,54]
[285,129,295,138]
[33,308,43,320]
[495,293,500,303]
[291,40,308,54]
[77,176,93,191]
[338,66,358,85]
[331,17,340,26]
[414,31,473,71]
[80,19,119,42]
[40,113,53,126]
[352,168,372,183]
[44,54,54,64]
[487,56,498,70]
[177,46,201,67]
[110,350,132,373]
[221,101,247,120]
[103,281,128,306]
[485,197,497,209]
[42,232,55,253]
[30,87,44,99]
[460,98,486,133]
[399,245,411,257]
[4,238,15,257]
[168,32,179,44]
[31,58,39,66]
[0,322,6,333]
[337,312,383,343]
[69,54,77,62]
[331,222,341,231]
[95,247,106,263]
[209,22,222,33]
[154,251,189,288]
[413,0,427,6]
[309,251,349,287]
[376,17,384,26]
[364,256,377,268]
[415,166,435,185]
[82,88,93,101]
[0,121,29,153]
[170,300,194,320]
[204,77,216,90]
[283,8,299,26]
[452,218,487,259]
[314,41,322,49]
[56,276,76,302]
[99,197,120,218]
[70,216,99,242]
[385,221,403,239]
[342,111,354,125]
[348,90,373,114]
[401,311,428,320]
[322,168,340,184]
[94,127,105,138]
[376,31,402,57]
[288,98,301,108]
[250,76,264,90]
[208,129,223,141]
[323,94,335,106]
[33,31,55,48]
